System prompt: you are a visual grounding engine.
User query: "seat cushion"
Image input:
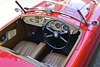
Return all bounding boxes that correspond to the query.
[28,42,46,59]
[42,53,66,67]
[13,41,37,56]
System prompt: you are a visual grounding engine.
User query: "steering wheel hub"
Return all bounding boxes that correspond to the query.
[53,31,59,38]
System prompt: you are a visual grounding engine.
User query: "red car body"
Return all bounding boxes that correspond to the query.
[0,0,100,67]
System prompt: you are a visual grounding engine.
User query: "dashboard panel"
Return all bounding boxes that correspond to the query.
[21,14,79,34]
[23,16,44,27]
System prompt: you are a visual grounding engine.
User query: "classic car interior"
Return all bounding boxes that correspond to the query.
[0,14,83,67]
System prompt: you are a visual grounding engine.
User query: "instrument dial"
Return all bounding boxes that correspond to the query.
[63,25,69,32]
[51,22,55,25]
[55,23,61,30]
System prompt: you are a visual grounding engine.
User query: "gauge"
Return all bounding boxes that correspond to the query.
[41,19,44,23]
[35,17,42,19]
[55,23,61,29]
[51,22,55,25]
[63,25,69,32]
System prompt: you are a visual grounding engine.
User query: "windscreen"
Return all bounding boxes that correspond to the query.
[17,0,85,23]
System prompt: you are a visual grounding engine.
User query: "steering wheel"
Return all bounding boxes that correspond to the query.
[43,20,70,49]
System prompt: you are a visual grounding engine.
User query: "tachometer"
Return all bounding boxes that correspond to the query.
[55,23,61,29]
[63,25,69,32]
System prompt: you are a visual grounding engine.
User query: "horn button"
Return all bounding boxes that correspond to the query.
[53,31,59,38]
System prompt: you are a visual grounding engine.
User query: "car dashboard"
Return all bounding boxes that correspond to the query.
[21,14,79,34]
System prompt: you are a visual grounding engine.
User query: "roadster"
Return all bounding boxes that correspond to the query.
[0,0,100,67]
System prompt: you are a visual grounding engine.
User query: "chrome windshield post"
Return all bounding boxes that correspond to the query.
[77,9,88,26]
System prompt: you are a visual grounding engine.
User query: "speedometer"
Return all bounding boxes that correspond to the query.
[55,23,61,29]
[63,25,69,32]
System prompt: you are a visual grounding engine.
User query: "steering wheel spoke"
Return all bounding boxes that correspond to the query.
[60,36,68,43]
[46,27,53,33]
[46,34,53,38]
[60,31,67,35]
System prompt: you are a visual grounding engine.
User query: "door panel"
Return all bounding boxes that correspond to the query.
[0,18,25,48]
